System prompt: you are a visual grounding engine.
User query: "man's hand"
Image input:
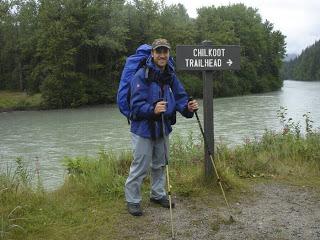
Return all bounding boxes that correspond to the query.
[188,100,199,112]
[154,101,167,115]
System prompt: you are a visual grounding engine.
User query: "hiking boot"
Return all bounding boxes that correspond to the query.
[150,196,175,209]
[127,202,143,216]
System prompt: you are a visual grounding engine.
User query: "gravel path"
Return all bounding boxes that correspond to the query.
[118,182,320,240]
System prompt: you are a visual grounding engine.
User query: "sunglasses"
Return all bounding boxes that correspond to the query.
[154,47,169,54]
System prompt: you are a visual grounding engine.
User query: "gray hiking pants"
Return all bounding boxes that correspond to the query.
[125,133,168,204]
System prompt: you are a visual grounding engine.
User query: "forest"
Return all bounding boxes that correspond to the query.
[0,0,286,108]
[281,40,320,81]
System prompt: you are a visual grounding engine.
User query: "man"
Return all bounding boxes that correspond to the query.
[125,38,198,216]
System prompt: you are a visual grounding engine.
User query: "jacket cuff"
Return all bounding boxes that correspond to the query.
[148,105,158,119]
[182,105,194,118]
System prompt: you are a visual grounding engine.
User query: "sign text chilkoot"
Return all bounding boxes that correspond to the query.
[176,45,240,71]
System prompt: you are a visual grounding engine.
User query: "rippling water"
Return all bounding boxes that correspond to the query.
[1,80,319,189]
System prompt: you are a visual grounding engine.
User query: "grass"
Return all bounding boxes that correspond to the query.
[0,91,43,111]
[1,108,320,239]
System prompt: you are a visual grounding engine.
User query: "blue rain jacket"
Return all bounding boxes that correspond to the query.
[130,57,193,139]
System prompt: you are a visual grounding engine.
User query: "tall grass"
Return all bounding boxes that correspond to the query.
[60,133,205,199]
[0,158,33,239]
[217,107,320,180]
[62,150,131,198]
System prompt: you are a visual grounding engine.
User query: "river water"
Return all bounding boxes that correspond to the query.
[0,80,319,190]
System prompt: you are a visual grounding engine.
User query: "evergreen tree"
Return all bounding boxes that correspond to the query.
[282,40,320,81]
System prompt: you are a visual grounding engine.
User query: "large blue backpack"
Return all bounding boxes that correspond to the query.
[117,44,174,122]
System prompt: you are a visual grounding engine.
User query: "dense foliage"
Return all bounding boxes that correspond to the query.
[0,0,285,108]
[281,40,320,81]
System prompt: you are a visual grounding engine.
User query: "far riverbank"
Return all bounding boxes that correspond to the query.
[0,91,43,112]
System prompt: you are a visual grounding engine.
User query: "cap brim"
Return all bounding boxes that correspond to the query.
[153,45,171,50]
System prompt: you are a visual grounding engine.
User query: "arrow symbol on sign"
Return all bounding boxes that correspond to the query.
[227,59,233,66]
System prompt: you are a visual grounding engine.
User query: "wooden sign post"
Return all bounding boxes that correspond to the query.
[176,41,240,177]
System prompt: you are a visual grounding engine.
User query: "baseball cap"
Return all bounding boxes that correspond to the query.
[151,38,171,50]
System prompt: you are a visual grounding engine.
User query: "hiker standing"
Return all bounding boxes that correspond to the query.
[122,39,198,216]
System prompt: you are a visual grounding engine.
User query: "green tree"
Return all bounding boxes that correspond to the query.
[15,0,39,93]
[0,0,18,90]
[196,4,285,95]
[283,40,320,81]
[124,0,160,54]
[34,0,128,108]
[0,0,39,92]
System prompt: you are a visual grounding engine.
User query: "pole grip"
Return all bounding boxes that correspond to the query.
[188,96,198,113]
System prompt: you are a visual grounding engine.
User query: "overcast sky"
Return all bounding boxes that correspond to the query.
[165,0,320,54]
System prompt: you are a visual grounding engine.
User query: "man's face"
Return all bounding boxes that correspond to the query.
[152,47,169,70]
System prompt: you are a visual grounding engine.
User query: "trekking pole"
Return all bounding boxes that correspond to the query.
[161,113,175,239]
[190,97,235,222]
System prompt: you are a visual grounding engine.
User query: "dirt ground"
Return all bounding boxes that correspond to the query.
[117,181,320,240]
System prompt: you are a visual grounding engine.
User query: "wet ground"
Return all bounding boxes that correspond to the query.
[117,182,320,240]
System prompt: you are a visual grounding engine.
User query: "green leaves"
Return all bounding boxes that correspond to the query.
[282,40,320,81]
[0,0,286,107]
[196,4,285,96]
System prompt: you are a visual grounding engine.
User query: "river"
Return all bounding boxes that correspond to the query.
[0,80,319,190]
